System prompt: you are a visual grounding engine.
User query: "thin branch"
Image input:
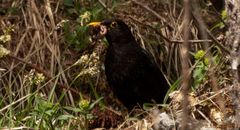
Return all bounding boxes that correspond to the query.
[7,54,80,95]
[128,15,213,44]
[206,29,231,54]
[97,0,113,14]
[180,0,191,129]
[192,0,226,114]
[131,0,174,30]
[171,39,212,43]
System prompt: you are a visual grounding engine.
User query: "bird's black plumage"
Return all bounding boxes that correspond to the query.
[89,19,169,109]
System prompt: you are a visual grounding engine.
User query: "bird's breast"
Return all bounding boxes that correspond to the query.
[104,47,138,82]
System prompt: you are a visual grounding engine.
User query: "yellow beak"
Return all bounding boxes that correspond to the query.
[87,22,101,27]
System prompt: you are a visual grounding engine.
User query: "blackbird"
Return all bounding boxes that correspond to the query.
[88,19,169,109]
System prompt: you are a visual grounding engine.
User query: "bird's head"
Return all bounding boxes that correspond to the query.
[88,19,135,44]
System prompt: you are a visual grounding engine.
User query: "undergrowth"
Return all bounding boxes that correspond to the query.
[0,0,232,129]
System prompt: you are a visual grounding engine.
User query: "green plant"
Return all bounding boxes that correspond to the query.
[192,50,209,89]
[192,48,221,90]
[63,97,103,129]
[61,0,108,51]
[210,9,227,31]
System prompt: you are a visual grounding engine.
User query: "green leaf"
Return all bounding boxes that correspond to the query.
[221,9,227,19]
[45,110,55,116]
[89,97,104,110]
[56,114,74,120]
[143,103,155,110]
[163,78,181,104]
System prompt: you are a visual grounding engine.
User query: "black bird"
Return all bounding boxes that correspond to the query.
[88,19,169,109]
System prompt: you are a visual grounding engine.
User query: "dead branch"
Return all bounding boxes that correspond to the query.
[180,0,191,129]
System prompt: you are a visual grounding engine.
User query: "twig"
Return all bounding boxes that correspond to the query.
[192,0,226,114]
[7,54,80,95]
[171,39,212,43]
[128,15,214,44]
[131,0,174,30]
[97,0,113,14]
[206,29,231,54]
[196,109,213,125]
[0,94,31,112]
[126,15,172,43]
[192,86,231,107]
[104,106,122,116]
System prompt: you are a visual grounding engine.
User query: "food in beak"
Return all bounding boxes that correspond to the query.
[99,25,107,35]
[88,22,107,39]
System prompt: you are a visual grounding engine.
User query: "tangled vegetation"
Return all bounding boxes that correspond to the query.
[0,0,237,129]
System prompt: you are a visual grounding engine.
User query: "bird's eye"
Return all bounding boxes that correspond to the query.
[110,22,117,28]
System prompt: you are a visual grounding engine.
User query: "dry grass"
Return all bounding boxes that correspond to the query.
[0,0,235,129]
